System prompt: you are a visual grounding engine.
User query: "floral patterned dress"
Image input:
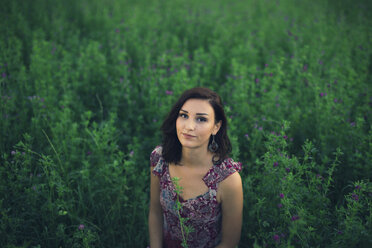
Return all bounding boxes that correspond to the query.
[150,146,242,248]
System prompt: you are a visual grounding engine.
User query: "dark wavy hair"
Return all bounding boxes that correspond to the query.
[161,87,232,165]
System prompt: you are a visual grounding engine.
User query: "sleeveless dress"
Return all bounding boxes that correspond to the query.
[150,146,242,248]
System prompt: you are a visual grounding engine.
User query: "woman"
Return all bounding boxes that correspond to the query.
[149,87,243,248]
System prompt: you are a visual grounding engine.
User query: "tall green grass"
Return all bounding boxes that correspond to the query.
[0,0,371,247]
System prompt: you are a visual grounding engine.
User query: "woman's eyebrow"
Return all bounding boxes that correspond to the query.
[180,109,209,115]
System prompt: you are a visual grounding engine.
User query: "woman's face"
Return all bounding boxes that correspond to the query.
[176,99,221,150]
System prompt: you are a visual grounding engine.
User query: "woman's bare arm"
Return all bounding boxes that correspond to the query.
[216,172,243,248]
[149,167,163,248]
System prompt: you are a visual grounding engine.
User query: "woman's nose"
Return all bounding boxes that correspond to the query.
[185,119,195,130]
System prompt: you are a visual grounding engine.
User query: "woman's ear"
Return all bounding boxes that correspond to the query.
[213,120,222,135]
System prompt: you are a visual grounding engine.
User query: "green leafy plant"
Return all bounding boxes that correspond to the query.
[171,177,194,248]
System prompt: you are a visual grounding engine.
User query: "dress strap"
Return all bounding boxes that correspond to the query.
[150,146,166,177]
[203,158,242,188]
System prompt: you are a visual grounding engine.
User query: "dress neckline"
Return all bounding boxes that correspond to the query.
[166,161,216,202]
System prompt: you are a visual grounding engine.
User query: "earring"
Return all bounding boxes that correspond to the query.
[208,135,219,152]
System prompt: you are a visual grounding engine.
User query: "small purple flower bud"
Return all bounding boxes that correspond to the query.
[255,78,259,83]
[244,134,249,138]
[355,185,361,190]
[79,224,85,230]
[291,215,300,221]
[130,150,134,156]
[273,162,279,167]
[352,193,359,201]
[11,151,16,155]
[2,72,6,78]
[273,234,280,242]
[87,151,92,156]
[277,203,283,208]
[285,168,290,173]
[350,122,355,127]
[283,135,288,139]
[303,65,308,71]
[165,90,173,95]
[279,193,284,198]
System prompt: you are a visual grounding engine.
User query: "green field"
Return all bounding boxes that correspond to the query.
[0,0,371,247]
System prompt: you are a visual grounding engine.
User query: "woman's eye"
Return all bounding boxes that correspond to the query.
[197,117,207,122]
[179,113,188,118]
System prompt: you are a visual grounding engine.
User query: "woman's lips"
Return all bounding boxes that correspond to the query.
[182,133,196,138]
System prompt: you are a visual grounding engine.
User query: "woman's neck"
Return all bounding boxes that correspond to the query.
[180,146,213,168]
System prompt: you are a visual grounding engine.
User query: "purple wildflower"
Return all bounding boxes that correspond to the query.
[244,134,249,138]
[11,150,16,155]
[165,90,173,95]
[337,230,343,235]
[265,63,268,67]
[273,162,279,167]
[269,72,273,77]
[273,234,280,242]
[287,30,293,36]
[32,186,37,191]
[285,168,290,173]
[352,193,359,201]
[350,122,355,127]
[79,224,85,230]
[130,150,134,156]
[319,60,323,65]
[355,185,361,190]
[316,174,324,180]
[277,203,283,208]
[255,78,259,83]
[334,98,338,103]
[279,193,284,198]
[86,151,92,156]
[291,215,300,221]
[258,126,263,131]
[2,72,6,78]
[283,135,288,139]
